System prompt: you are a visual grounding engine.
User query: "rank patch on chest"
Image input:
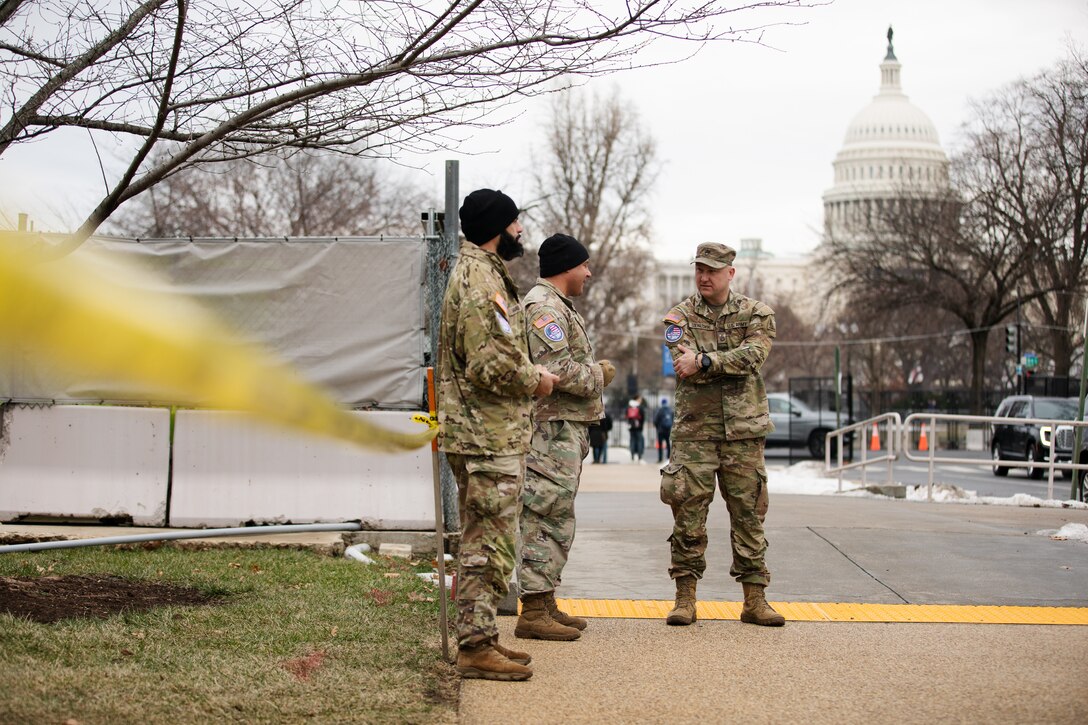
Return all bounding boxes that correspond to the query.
[544,322,565,342]
[664,324,683,343]
[496,311,513,335]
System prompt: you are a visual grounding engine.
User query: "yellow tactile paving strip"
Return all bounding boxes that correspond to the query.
[558,599,1088,625]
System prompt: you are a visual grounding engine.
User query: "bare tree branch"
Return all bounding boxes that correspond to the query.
[0,0,818,249]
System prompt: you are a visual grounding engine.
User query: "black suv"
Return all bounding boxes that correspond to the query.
[991,395,1079,478]
[1050,421,1086,484]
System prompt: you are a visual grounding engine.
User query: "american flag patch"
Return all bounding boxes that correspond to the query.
[663,312,682,324]
[533,313,556,329]
[492,292,509,317]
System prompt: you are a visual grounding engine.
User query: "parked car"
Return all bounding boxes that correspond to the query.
[767,393,847,458]
[990,395,1079,478]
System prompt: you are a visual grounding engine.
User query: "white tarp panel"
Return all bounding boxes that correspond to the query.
[169,409,434,528]
[0,405,171,526]
[2,235,426,408]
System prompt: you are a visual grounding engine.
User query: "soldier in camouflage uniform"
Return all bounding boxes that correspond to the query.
[514,234,616,642]
[437,189,560,681]
[659,242,785,628]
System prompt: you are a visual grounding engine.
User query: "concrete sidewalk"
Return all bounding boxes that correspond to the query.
[461,459,1088,724]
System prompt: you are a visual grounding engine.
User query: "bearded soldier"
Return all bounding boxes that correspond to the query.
[514,234,616,641]
[438,188,560,681]
[659,242,785,628]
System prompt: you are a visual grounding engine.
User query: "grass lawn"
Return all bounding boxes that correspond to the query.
[0,544,457,724]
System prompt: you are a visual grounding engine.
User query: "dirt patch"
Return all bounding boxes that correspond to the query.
[0,574,223,624]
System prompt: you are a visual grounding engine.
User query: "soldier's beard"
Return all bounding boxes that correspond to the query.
[497,230,524,261]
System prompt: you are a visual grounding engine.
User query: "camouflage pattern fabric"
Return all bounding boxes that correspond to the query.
[446,453,524,650]
[519,419,590,594]
[517,279,602,595]
[660,438,770,585]
[437,241,540,457]
[661,290,776,441]
[523,279,604,423]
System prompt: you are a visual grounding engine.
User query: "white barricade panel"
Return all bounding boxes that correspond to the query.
[0,405,171,525]
[170,410,434,528]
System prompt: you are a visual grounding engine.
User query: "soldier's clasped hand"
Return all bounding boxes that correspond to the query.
[533,365,560,397]
[674,344,701,379]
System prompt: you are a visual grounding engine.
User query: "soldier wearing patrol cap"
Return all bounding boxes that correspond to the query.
[514,233,616,642]
[658,242,785,628]
[437,188,561,681]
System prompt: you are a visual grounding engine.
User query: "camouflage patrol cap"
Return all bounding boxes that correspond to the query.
[691,242,737,269]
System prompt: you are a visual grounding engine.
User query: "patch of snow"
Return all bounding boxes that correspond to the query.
[1036,523,1088,543]
[765,461,1088,509]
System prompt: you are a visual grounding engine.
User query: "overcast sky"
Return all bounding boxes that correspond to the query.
[2,0,1086,260]
[404,0,1088,262]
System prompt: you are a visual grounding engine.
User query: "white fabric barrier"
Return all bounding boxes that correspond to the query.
[169,410,434,528]
[0,405,171,525]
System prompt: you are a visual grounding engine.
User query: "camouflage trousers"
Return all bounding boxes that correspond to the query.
[446,452,523,650]
[659,438,770,586]
[518,419,589,595]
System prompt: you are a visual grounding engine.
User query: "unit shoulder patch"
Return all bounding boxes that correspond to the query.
[543,322,565,342]
[664,324,684,343]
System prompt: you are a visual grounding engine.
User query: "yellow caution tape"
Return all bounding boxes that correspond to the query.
[0,235,436,452]
[412,413,439,429]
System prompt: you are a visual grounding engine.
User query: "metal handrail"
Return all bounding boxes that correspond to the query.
[901,412,1088,501]
[825,413,902,493]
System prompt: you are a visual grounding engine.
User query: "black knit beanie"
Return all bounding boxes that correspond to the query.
[459,189,519,244]
[539,233,590,277]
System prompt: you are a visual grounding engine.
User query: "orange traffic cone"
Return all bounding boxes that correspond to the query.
[919,423,929,452]
[869,424,881,451]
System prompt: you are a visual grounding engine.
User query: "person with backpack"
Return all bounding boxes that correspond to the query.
[626,394,646,462]
[654,398,674,463]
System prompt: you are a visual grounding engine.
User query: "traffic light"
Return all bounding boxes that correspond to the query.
[1005,324,1017,354]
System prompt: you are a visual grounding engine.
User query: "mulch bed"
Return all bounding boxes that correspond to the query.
[0,574,222,624]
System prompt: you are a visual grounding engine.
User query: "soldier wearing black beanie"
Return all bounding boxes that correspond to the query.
[538,233,590,278]
[459,188,519,245]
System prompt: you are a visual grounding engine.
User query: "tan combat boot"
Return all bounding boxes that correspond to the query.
[666,575,697,626]
[514,593,581,641]
[492,638,532,665]
[740,582,786,627]
[456,644,533,681]
[544,591,587,631]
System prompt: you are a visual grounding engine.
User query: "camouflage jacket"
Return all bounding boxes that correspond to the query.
[662,290,775,441]
[523,279,604,423]
[437,242,540,456]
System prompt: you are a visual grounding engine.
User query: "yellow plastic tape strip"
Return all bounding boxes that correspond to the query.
[0,236,436,452]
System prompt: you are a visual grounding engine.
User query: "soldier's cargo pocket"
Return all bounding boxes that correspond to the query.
[522,474,561,517]
[660,462,692,506]
[755,467,769,520]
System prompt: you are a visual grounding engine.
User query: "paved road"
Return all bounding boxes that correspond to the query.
[460,460,1088,724]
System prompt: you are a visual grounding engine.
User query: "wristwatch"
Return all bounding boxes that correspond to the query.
[699,352,712,370]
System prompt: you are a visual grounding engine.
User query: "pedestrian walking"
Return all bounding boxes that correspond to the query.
[654,398,674,463]
[626,394,646,462]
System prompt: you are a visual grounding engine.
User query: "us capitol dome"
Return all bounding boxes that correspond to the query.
[823,27,950,238]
